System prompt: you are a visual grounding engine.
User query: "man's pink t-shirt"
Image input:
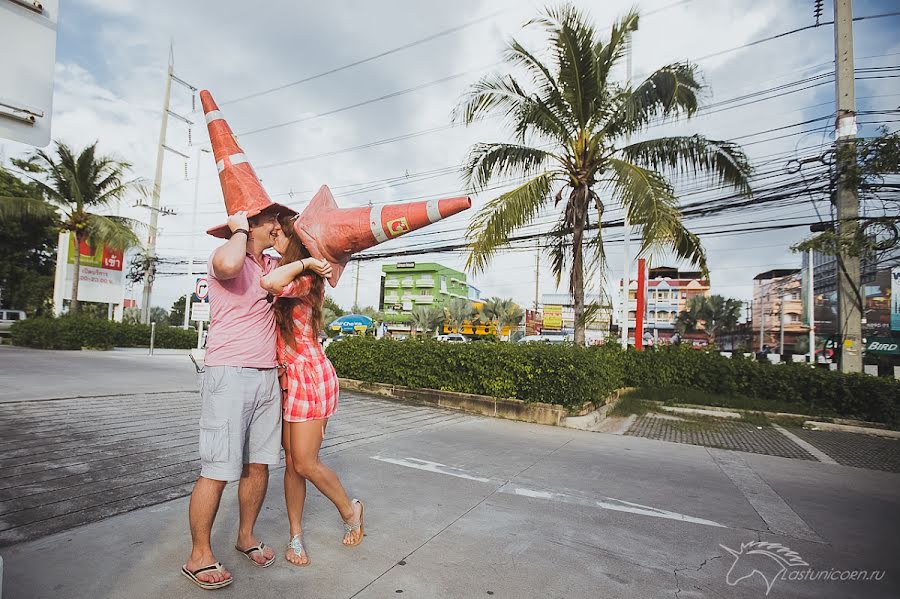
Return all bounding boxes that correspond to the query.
[204,253,278,368]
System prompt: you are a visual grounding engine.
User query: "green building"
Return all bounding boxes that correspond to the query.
[380,262,478,332]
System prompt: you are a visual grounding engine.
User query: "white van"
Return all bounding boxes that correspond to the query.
[435,333,467,343]
[0,309,26,340]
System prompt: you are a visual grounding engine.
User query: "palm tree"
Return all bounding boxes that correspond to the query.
[410,305,444,337]
[455,5,752,345]
[479,296,505,333]
[497,299,525,341]
[445,298,475,334]
[675,294,742,345]
[0,142,144,314]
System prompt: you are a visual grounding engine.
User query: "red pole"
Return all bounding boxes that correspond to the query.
[635,258,646,350]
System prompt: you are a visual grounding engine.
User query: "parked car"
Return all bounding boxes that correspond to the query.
[0,309,26,341]
[435,333,467,343]
[517,333,572,344]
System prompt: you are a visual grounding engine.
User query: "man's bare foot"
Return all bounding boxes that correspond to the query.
[286,532,310,566]
[184,554,232,586]
[342,499,364,546]
[235,536,276,566]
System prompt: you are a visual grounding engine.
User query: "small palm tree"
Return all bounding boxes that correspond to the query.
[445,298,475,334]
[0,142,145,314]
[455,5,752,345]
[498,300,525,340]
[479,296,505,332]
[675,294,742,345]
[410,305,445,337]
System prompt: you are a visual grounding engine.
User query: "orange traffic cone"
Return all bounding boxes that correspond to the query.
[293,185,471,287]
[200,90,297,238]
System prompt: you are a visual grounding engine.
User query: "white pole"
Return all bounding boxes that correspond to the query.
[184,147,206,329]
[808,248,816,364]
[52,232,69,316]
[197,320,204,349]
[758,289,766,352]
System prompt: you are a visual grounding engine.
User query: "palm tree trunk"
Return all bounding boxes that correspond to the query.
[571,188,587,346]
[70,233,82,315]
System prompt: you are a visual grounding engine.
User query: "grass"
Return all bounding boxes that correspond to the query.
[631,385,830,417]
[609,393,656,418]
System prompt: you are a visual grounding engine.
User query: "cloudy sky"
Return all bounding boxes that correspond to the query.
[2,0,898,317]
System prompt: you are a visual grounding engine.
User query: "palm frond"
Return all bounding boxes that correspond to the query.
[84,213,144,251]
[596,8,639,90]
[605,158,708,275]
[504,38,571,121]
[463,143,556,191]
[0,196,59,222]
[620,135,752,195]
[466,173,553,273]
[605,62,702,139]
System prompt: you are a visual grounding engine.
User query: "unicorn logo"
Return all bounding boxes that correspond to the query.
[720,541,809,595]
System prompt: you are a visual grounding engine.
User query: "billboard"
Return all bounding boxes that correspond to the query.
[543,305,562,330]
[53,233,125,310]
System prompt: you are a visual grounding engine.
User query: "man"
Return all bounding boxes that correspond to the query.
[181,208,284,590]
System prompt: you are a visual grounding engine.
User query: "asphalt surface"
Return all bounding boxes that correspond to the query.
[0,347,898,598]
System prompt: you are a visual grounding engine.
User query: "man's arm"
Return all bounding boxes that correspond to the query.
[210,211,250,280]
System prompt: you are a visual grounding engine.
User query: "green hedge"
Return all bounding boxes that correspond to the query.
[10,316,197,350]
[326,337,623,410]
[327,338,900,424]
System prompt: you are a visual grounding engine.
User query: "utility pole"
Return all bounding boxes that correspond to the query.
[779,294,786,355]
[140,43,195,323]
[833,0,862,372]
[758,290,766,352]
[354,261,361,311]
[141,48,173,324]
[808,248,816,364]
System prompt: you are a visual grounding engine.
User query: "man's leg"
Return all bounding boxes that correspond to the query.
[235,463,275,565]
[185,477,231,584]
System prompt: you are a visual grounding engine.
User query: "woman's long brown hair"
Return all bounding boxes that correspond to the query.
[274,215,325,349]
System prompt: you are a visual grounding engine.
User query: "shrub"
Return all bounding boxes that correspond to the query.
[327,338,900,425]
[11,316,196,350]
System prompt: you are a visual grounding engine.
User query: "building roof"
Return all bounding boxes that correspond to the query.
[753,269,800,281]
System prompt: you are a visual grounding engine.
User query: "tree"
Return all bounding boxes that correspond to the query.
[0,167,56,315]
[0,142,145,314]
[456,5,752,345]
[497,300,525,341]
[675,295,742,345]
[149,306,169,324]
[410,305,444,337]
[324,295,345,317]
[169,294,189,327]
[445,298,475,333]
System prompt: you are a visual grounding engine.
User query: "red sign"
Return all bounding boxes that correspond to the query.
[101,246,124,271]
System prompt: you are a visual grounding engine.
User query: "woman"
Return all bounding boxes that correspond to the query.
[261,216,365,567]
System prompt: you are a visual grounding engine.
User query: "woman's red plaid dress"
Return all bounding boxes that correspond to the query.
[276,274,339,422]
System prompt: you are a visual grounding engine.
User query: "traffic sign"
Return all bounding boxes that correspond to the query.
[191,302,210,322]
[195,277,209,301]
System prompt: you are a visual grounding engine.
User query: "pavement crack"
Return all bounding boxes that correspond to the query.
[673,555,723,599]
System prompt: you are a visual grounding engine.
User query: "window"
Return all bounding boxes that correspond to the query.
[4,311,20,321]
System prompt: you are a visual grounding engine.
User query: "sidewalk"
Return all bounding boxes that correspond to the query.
[1,391,899,598]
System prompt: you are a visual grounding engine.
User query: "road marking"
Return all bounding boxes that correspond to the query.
[771,424,838,464]
[371,456,492,482]
[502,485,726,528]
[708,448,822,542]
[372,455,726,528]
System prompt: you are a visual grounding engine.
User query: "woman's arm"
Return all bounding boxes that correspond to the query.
[260,258,333,295]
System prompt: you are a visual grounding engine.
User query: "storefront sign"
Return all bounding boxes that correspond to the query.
[543,305,562,330]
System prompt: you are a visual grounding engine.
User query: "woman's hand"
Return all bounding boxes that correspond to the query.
[304,258,333,279]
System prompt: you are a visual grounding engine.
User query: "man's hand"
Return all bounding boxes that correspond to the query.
[228,210,250,234]
[304,258,333,279]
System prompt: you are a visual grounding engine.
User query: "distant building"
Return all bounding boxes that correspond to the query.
[621,267,709,344]
[750,269,806,352]
[541,292,611,344]
[379,262,480,336]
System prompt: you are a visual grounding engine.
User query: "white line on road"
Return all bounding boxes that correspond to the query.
[371,456,492,482]
[772,424,838,464]
[372,455,727,528]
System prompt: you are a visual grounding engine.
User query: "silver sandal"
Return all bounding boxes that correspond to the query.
[343,499,365,547]
[287,532,310,567]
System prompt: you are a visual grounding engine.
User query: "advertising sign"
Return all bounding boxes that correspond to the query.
[543,305,562,330]
[53,233,125,308]
[191,302,210,323]
[892,267,900,331]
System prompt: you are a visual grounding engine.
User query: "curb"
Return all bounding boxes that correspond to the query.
[659,406,742,419]
[803,421,900,439]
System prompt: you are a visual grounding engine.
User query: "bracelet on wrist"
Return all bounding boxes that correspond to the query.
[232,228,249,238]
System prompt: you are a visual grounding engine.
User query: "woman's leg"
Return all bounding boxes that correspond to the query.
[282,422,309,565]
[289,419,363,545]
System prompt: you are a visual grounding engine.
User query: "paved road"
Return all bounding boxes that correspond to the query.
[0,348,898,598]
[0,346,199,401]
